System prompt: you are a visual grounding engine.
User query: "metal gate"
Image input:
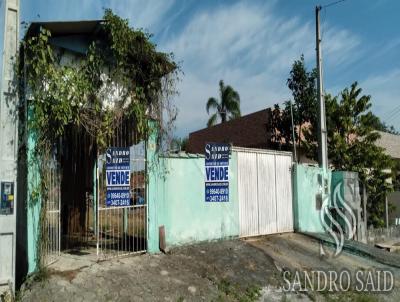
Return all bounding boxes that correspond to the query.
[96,142,147,259]
[43,159,61,265]
[236,147,293,237]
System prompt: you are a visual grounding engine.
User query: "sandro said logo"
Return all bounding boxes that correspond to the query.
[320,179,357,257]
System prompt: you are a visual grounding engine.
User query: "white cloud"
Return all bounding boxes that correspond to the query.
[361,69,400,130]
[21,0,176,32]
[323,27,361,67]
[161,2,362,136]
[106,0,176,32]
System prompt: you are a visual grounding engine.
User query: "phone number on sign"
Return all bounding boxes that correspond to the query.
[109,192,130,199]
[207,195,229,202]
[208,187,229,195]
[108,199,130,206]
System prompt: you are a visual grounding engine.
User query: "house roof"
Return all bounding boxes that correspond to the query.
[376,131,400,159]
[26,20,103,37]
[25,20,104,54]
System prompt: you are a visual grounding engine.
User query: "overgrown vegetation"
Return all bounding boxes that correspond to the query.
[270,54,318,154]
[214,279,261,302]
[18,9,179,268]
[170,136,188,152]
[270,55,395,227]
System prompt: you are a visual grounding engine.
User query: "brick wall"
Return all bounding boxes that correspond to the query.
[187,108,272,154]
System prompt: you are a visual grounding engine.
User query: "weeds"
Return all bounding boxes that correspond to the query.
[214,279,261,302]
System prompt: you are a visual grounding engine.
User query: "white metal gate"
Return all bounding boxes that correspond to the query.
[43,160,61,265]
[236,147,293,237]
[97,144,147,259]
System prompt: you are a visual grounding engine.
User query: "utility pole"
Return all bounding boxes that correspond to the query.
[290,101,297,163]
[316,5,328,172]
[0,0,19,296]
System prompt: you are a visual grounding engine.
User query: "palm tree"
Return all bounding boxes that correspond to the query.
[206,80,241,127]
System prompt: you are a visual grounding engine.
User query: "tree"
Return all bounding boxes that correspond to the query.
[324,83,393,226]
[374,121,400,135]
[270,55,317,158]
[206,80,241,127]
[270,56,394,227]
[170,136,188,152]
[311,83,393,227]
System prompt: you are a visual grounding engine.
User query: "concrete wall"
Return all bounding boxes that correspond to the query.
[293,164,331,233]
[26,129,41,274]
[0,0,19,293]
[147,147,239,253]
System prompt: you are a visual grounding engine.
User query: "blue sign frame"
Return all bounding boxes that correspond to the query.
[205,143,230,202]
[105,147,131,207]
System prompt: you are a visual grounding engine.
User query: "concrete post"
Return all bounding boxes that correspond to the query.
[0,0,19,295]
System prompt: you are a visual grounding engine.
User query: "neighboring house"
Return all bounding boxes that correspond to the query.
[16,20,104,282]
[188,107,400,163]
[376,131,400,226]
[375,131,400,160]
[187,107,311,163]
[187,108,273,154]
[17,19,155,281]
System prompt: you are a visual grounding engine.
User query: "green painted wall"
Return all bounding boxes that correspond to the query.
[147,148,239,253]
[293,164,332,233]
[26,130,40,273]
[331,171,345,207]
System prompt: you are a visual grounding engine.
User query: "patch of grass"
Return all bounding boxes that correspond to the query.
[214,279,261,302]
[16,266,50,300]
[0,291,14,302]
[32,267,50,283]
[242,284,261,301]
[319,290,380,302]
[217,279,233,296]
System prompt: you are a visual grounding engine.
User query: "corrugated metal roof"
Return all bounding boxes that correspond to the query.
[232,146,293,157]
[162,152,205,159]
[376,131,400,159]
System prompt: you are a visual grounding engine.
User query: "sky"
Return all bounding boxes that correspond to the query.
[1,0,400,137]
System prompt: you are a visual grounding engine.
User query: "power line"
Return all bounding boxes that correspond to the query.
[385,105,400,121]
[322,0,347,9]
[320,0,349,39]
[382,104,400,120]
[319,0,350,67]
[385,109,400,125]
[320,3,327,41]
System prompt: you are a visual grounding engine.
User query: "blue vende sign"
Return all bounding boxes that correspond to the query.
[205,143,230,202]
[106,147,131,206]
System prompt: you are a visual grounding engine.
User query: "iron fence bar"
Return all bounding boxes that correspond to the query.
[42,159,61,266]
[96,161,100,257]
[58,164,60,256]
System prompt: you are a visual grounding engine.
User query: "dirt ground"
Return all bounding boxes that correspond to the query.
[18,233,400,302]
